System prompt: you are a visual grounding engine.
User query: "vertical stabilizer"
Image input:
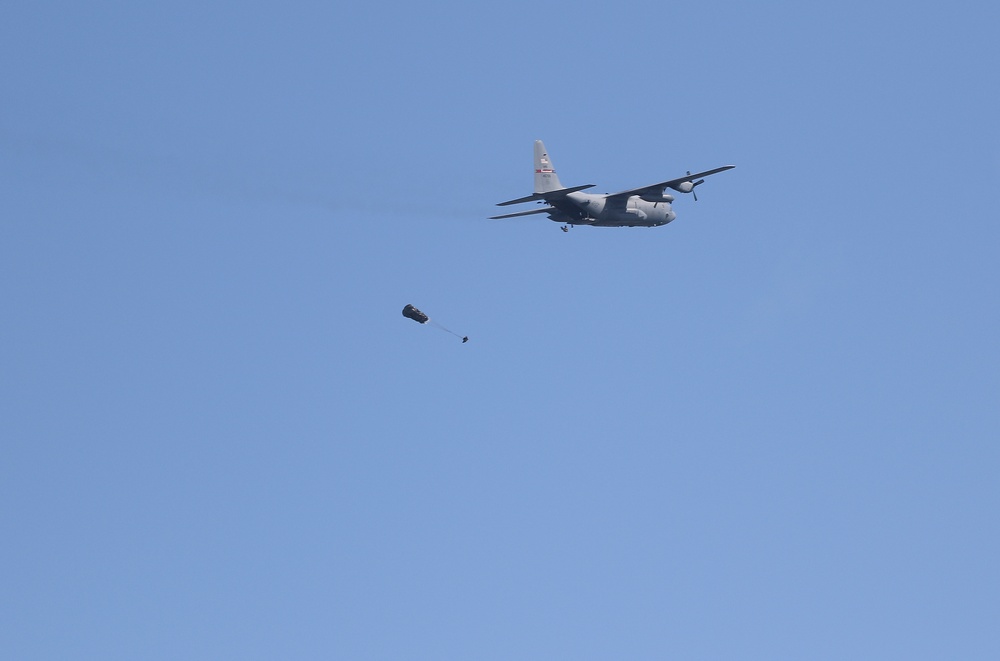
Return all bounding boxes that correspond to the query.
[533,140,565,193]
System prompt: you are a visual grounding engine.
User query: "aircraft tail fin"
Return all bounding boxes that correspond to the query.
[534,140,565,193]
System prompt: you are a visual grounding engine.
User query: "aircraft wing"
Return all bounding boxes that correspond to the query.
[496,184,596,206]
[605,165,735,199]
[489,207,557,220]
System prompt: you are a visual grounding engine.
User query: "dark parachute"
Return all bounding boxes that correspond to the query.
[401,304,468,343]
[402,304,429,324]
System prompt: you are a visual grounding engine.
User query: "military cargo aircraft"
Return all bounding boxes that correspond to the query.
[491,140,734,231]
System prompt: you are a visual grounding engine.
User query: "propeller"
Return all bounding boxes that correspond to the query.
[687,171,706,201]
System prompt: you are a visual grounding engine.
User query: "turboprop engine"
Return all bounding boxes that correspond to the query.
[668,172,707,200]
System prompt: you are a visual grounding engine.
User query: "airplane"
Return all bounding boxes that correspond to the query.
[490,140,734,231]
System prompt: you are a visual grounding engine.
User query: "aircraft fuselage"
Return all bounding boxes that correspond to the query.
[561,192,677,228]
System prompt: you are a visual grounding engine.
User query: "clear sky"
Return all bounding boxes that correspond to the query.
[3,1,999,659]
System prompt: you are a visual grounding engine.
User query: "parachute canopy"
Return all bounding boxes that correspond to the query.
[402,304,429,324]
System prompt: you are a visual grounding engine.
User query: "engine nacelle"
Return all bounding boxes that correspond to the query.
[669,180,695,194]
[639,193,675,203]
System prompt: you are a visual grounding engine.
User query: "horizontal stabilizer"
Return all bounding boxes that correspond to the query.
[489,207,556,220]
[496,184,595,206]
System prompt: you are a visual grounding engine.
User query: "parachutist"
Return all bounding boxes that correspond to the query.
[402,304,467,343]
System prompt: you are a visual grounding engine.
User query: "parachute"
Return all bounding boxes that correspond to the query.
[402,304,429,324]
[402,304,468,343]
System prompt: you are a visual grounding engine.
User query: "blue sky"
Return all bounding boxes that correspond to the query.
[3,1,999,659]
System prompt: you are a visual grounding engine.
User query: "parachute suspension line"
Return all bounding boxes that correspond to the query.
[429,319,465,340]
